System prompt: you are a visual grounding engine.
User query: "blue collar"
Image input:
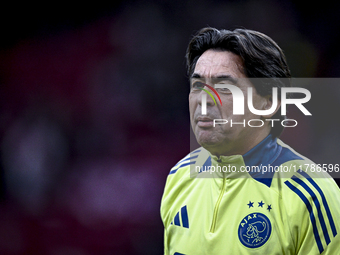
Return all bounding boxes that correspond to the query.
[243,134,281,168]
[242,134,302,187]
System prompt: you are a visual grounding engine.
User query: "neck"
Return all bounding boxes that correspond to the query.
[206,129,271,157]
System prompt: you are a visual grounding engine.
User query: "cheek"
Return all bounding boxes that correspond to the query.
[188,93,194,103]
[252,94,264,107]
[219,100,233,118]
[249,95,267,116]
[188,94,197,113]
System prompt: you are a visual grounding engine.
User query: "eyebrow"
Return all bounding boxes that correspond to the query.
[191,73,238,84]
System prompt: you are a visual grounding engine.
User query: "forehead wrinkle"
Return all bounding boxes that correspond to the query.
[194,50,245,78]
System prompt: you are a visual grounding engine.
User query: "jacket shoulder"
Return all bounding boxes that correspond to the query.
[167,147,210,177]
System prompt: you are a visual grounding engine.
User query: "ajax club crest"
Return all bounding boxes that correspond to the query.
[238,213,271,248]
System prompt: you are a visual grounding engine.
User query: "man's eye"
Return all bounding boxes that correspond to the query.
[216,87,231,94]
[191,81,205,90]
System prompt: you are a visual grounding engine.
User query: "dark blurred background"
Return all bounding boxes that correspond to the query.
[0,1,340,254]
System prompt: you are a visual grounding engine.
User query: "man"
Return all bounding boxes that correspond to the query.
[160,27,340,254]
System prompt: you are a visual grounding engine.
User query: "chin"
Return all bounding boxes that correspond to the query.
[196,136,224,148]
[196,128,232,144]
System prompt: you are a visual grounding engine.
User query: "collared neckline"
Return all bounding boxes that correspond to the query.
[209,134,280,167]
[242,134,281,168]
[208,135,281,180]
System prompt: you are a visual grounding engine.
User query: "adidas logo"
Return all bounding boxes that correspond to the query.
[171,205,189,228]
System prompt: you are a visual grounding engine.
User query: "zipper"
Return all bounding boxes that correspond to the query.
[210,164,226,233]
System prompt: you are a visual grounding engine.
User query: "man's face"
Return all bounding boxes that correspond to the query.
[189,49,270,156]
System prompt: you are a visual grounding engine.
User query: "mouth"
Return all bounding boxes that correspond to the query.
[196,116,215,128]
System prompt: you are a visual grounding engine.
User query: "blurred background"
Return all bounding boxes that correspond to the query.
[0,0,340,254]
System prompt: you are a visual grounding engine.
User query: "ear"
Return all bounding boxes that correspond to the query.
[261,94,281,119]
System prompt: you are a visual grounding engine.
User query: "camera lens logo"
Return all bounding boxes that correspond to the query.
[198,84,222,115]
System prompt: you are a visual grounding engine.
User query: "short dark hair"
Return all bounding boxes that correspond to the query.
[186,27,291,137]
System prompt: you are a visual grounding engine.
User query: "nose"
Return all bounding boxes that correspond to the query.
[198,86,216,105]
[197,86,216,115]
